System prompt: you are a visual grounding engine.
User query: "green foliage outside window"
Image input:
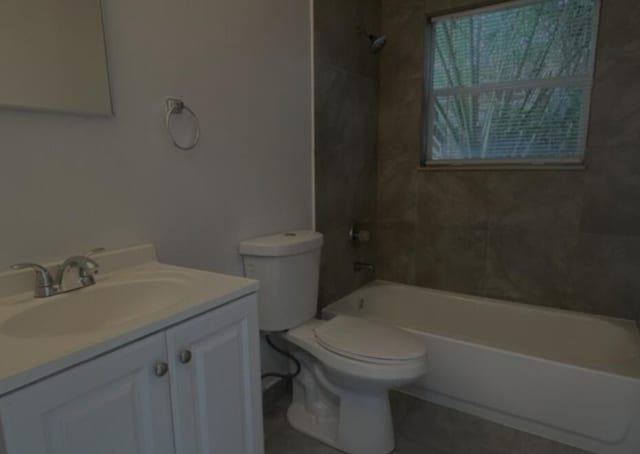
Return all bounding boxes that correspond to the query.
[425,0,598,164]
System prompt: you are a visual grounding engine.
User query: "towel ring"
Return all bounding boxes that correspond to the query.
[165,98,200,151]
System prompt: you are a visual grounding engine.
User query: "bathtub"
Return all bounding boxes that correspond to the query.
[323,281,640,454]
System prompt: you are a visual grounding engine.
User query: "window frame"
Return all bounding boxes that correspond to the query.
[421,0,601,170]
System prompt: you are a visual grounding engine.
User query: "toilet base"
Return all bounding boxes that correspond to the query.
[286,352,395,454]
[287,400,339,448]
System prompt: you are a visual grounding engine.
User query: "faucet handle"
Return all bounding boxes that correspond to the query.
[349,223,371,244]
[83,248,105,273]
[11,262,51,276]
[86,247,106,257]
[10,263,57,297]
[78,249,104,286]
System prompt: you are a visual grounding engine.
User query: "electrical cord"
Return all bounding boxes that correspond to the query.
[261,334,301,381]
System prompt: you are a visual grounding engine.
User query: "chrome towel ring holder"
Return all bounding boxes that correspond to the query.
[165,98,200,151]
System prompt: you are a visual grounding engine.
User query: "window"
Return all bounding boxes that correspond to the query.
[423,0,599,167]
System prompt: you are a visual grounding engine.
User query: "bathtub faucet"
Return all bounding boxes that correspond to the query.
[354,262,375,273]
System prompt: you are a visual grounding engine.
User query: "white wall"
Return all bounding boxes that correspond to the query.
[0,0,313,275]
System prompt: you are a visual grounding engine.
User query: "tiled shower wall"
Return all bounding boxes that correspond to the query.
[314,0,380,307]
[377,0,640,320]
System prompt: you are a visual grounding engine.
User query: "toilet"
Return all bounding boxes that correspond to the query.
[239,230,427,454]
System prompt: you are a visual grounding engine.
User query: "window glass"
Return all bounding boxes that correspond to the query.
[424,0,599,165]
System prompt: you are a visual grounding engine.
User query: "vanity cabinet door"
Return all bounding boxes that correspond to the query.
[0,333,175,454]
[167,294,264,454]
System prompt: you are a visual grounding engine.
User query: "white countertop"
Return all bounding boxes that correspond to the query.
[0,245,258,396]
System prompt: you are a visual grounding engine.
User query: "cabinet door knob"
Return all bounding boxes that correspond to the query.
[179,349,192,364]
[154,362,169,377]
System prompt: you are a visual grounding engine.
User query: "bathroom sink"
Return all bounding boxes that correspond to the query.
[1,279,188,338]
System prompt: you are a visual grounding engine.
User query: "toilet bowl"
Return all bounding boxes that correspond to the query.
[238,231,427,454]
[282,316,427,454]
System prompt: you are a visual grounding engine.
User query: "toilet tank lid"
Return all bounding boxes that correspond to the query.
[239,231,323,257]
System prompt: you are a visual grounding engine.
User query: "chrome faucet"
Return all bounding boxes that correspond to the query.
[11,248,105,298]
[10,263,57,298]
[55,250,103,289]
[354,262,375,273]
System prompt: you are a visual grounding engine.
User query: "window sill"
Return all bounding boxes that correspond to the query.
[418,163,587,172]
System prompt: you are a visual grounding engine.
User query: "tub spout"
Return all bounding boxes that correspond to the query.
[354,262,375,273]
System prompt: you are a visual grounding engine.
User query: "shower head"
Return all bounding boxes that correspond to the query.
[368,34,387,54]
[356,27,387,54]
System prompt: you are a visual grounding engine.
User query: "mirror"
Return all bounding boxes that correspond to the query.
[0,0,112,115]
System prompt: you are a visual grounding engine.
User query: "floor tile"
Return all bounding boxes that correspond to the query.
[394,436,448,453]
[263,388,592,454]
[265,425,343,454]
[509,431,591,454]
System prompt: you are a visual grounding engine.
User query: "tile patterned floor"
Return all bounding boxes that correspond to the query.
[263,389,591,454]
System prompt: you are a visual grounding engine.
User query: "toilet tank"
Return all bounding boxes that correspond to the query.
[239,231,323,332]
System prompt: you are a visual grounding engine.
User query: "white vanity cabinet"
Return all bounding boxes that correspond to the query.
[167,295,263,454]
[0,332,175,454]
[0,294,264,454]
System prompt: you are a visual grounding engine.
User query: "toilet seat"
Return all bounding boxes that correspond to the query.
[314,315,427,364]
[283,317,428,454]
[284,318,427,382]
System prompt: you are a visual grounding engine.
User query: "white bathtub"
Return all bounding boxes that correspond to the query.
[323,281,640,454]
